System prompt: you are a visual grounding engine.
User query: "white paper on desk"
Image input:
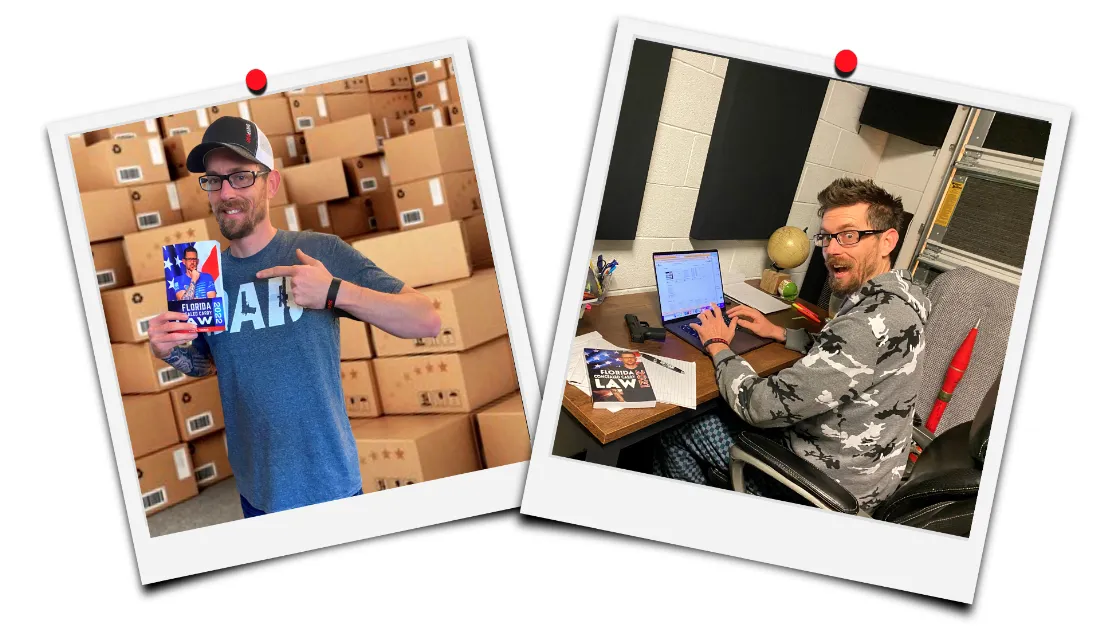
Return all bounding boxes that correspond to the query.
[566,333,697,412]
[723,281,790,315]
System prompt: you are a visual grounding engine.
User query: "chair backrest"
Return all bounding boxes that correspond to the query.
[916,267,1017,435]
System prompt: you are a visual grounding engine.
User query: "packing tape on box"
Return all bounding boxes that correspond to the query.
[286,136,297,158]
[173,446,191,481]
[434,109,444,128]
[429,178,444,206]
[438,81,449,102]
[166,183,180,211]
[316,96,328,119]
[145,119,157,133]
[318,203,330,227]
[196,108,209,128]
[285,205,299,231]
[238,102,251,120]
[434,59,443,68]
[149,137,164,166]
[380,158,390,177]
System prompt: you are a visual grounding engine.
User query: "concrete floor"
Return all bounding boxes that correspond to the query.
[147,477,243,537]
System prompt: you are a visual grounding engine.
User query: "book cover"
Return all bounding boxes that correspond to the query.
[584,348,657,409]
[164,240,226,332]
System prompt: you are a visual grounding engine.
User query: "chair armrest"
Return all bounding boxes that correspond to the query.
[729,432,860,515]
[872,468,982,523]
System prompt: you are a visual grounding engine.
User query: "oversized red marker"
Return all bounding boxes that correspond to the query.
[834,50,857,77]
[246,69,267,95]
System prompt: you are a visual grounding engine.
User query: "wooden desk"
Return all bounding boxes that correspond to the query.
[560,283,826,465]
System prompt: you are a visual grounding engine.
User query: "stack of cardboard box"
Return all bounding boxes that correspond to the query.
[73,61,523,518]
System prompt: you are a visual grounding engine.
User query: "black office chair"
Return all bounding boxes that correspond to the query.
[727,375,999,536]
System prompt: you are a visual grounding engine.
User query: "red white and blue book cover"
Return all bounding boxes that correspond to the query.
[164,240,226,332]
[584,348,657,409]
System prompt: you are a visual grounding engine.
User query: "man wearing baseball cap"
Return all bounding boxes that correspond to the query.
[145,116,441,518]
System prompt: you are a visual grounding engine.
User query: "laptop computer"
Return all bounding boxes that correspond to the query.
[652,250,771,355]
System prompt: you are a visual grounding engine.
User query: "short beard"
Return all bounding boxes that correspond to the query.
[214,191,266,241]
[828,254,877,298]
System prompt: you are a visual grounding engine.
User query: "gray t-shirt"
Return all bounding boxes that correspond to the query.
[192,229,403,512]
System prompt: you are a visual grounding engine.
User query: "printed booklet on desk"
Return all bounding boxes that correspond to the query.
[164,240,226,332]
[584,348,657,409]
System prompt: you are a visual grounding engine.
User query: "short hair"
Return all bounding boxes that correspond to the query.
[816,178,905,232]
[184,246,198,258]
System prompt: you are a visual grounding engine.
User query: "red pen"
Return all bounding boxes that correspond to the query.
[790,301,822,324]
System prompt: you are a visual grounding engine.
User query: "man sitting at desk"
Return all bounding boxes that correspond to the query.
[653,178,931,513]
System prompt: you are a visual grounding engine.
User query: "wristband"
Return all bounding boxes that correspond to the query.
[326,277,342,311]
[702,338,729,351]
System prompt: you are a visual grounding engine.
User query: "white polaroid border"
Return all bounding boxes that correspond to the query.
[520,18,1069,604]
[47,38,540,585]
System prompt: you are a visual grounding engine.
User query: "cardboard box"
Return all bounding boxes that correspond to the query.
[188,431,233,487]
[122,392,181,458]
[130,182,184,231]
[76,136,171,191]
[91,239,133,291]
[269,133,307,163]
[207,101,252,124]
[413,78,459,112]
[327,197,377,239]
[319,76,368,94]
[169,376,225,442]
[463,213,494,269]
[159,109,211,138]
[474,391,530,468]
[282,158,348,205]
[136,444,199,515]
[392,171,480,231]
[250,97,296,136]
[297,203,333,234]
[341,360,382,418]
[373,117,406,152]
[352,414,480,491]
[382,126,472,185]
[360,191,398,232]
[102,281,166,343]
[108,119,160,140]
[324,93,372,123]
[271,174,290,206]
[288,95,330,131]
[370,268,505,356]
[409,60,449,86]
[351,220,471,287]
[341,318,373,360]
[368,91,416,122]
[403,108,446,135]
[122,219,210,284]
[81,188,137,242]
[175,177,211,222]
[163,130,207,180]
[113,342,194,394]
[446,102,464,126]
[341,154,391,197]
[367,69,411,91]
[68,133,86,155]
[271,203,301,232]
[373,336,516,414]
[84,129,111,146]
[203,216,229,251]
[303,115,378,162]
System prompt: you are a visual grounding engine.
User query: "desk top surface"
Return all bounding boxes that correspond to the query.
[563,282,827,444]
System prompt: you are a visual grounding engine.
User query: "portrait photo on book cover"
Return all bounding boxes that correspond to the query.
[47,40,539,584]
[520,19,1070,603]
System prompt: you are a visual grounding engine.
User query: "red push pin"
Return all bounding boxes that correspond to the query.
[834,50,857,78]
[246,69,267,96]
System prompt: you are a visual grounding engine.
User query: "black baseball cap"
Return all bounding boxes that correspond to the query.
[186,116,275,173]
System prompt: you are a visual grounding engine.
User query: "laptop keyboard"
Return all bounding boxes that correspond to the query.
[683,314,736,339]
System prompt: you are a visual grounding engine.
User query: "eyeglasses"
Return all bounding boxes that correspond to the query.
[813,229,886,248]
[199,170,268,192]
[183,257,198,262]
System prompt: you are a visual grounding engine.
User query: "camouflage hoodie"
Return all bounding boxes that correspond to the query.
[712,269,931,512]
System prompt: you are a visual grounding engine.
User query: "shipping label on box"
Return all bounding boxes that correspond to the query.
[170,376,225,441]
[122,392,180,459]
[366,68,411,91]
[91,239,133,291]
[188,430,233,486]
[130,182,184,231]
[352,415,479,491]
[382,125,472,185]
[303,114,378,162]
[288,95,330,131]
[351,220,471,288]
[113,342,195,394]
[122,219,210,284]
[373,336,516,414]
[392,171,480,231]
[413,78,459,112]
[136,444,199,515]
[342,154,391,197]
[409,60,449,86]
[81,188,137,242]
[102,280,167,343]
[370,268,505,356]
[473,391,530,468]
[341,360,382,418]
[159,109,211,138]
[250,97,296,136]
[77,137,171,191]
[282,158,348,205]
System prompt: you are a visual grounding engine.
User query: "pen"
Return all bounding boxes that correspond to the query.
[790,301,822,324]
[642,353,684,374]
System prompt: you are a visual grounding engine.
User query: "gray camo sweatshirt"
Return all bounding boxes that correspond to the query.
[713,269,931,512]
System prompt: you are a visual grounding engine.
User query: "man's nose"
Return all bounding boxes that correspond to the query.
[218,179,239,200]
[823,236,844,257]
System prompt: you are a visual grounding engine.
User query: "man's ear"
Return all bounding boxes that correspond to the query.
[880,228,899,260]
[266,169,281,200]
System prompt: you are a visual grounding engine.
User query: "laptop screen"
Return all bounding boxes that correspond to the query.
[653,251,725,322]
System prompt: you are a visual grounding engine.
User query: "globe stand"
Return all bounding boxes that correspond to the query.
[759,267,791,294]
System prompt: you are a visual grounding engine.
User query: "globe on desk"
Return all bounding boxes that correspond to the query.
[767,226,811,270]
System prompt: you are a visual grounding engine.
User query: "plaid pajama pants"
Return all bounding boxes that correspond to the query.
[652,411,788,498]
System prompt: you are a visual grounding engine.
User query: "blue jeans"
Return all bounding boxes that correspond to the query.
[240,488,364,518]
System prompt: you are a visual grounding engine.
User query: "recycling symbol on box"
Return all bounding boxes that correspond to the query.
[396,190,405,198]
[131,293,143,304]
[182,393,192,403]
[112,144,122,154]
[132,191,141,201]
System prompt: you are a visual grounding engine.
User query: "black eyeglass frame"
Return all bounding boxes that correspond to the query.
[198,170,270,192]
[812,229,888,248]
